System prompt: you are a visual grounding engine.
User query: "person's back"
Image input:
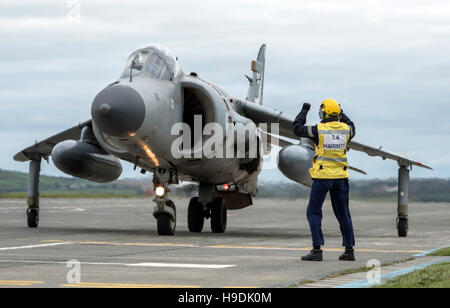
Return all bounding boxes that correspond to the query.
[293,99,356,262]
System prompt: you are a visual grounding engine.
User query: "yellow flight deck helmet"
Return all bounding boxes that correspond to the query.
[319,99,341,120]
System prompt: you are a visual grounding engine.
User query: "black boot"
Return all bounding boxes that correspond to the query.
[301,249,323,261]
[339,248,355,261]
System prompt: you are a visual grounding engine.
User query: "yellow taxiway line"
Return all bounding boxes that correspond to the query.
[42,240,423,254]
[61,282,200,288]
[0,280,44,286]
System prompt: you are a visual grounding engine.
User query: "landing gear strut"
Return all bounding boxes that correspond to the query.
[27,158,41,228]
[152,169,178,236]
[397,165,410,237]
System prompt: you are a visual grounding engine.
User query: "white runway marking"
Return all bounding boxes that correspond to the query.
[0,259,234,269]
[0,243,70,251]
[127,263,234,269]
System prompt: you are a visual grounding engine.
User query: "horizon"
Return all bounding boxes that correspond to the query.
[1,167,448,183]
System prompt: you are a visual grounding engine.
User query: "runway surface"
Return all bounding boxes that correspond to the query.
[0,197,448,288]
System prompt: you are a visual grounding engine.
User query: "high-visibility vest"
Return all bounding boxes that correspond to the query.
[309,121,350,179]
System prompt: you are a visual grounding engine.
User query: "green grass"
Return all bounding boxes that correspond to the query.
[428,247,450,257]
[373,262,450,288]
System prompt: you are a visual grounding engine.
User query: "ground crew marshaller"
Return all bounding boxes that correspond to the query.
[293,99,356,261]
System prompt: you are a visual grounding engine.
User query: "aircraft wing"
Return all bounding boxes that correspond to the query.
[347,140,433,170]
[236,100,432,170]
[13,120,92,162]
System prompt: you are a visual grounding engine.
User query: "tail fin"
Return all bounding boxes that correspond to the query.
[246,44,266,105]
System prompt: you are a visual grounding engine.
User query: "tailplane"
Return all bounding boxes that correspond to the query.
[246,44,266,105]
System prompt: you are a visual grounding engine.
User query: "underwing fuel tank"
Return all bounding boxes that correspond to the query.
[277,144,314,187]
[51,140,122,183]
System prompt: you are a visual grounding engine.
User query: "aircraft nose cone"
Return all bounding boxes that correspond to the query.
[91,85,146,137]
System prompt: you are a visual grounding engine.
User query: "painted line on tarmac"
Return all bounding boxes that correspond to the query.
[42,240,200,248]
[0,259,234,269]
[204,245,422,254]
[41,240,422,254]
[128,263,234,269]
[61,282,201,288]
[0,280,44,286]
[334,257,450,288]
[0,242,70,251]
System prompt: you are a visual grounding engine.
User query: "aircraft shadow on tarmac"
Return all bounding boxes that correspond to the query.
[12,225,316,240]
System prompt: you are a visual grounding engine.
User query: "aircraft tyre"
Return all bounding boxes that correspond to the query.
[397,218,408,237]
[211,198,227,233]
[157,200,176,236]
[188,197,204,232]
[27,208,39,228]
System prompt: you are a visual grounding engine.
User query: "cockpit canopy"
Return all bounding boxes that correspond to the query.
[120,44,181,81]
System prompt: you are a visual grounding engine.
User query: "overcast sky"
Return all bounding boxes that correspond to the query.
[1,0,449,181]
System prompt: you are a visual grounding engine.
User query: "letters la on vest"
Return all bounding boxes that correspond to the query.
[310,122,350,179]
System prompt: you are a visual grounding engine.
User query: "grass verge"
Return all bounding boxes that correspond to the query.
[373,262,450,288]
[428,247,450,257]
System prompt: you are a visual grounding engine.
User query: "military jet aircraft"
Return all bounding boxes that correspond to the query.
[14,44,432,237]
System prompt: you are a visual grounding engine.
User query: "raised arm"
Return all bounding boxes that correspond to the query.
[340,111,356,140]
[292,103,318,144]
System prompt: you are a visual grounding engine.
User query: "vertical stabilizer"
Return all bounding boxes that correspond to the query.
[246,44,266,105]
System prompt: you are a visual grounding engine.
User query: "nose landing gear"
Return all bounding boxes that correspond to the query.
[152,169,178,236]
[154,199,176,236]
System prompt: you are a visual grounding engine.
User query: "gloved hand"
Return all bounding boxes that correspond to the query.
[302,102,311,111]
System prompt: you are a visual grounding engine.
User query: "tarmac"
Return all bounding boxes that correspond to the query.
[0,197,448,288]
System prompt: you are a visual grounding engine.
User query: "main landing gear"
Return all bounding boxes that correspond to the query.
[152,178,253,236]
[186,182,253,234]
[188,197,227,234]
[152,176,229,235]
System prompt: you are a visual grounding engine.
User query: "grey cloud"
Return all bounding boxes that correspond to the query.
[1,0,449,179]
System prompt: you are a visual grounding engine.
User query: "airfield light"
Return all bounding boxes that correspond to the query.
[155,186,166,197]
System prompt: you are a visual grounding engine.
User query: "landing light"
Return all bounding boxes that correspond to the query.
[155,186,166,197]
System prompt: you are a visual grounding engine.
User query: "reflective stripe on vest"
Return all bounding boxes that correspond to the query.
[316,156,348,163]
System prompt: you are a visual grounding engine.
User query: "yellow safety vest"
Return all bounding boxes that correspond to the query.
[309,122,350,179]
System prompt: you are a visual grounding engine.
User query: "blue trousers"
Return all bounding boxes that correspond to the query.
[307,179,355,248]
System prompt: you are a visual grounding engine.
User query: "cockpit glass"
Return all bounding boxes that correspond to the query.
[133,51,148,70]
[120,45,181,81]
[121,51,149,78]
[146,53,171,80]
